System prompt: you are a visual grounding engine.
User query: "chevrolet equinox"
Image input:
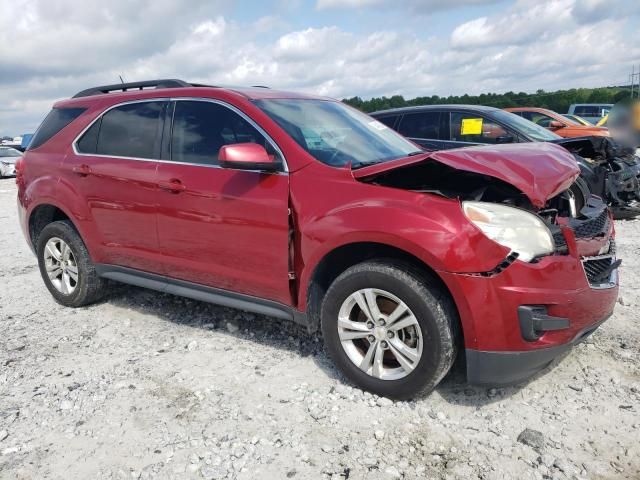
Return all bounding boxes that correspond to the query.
[17,80,619,399]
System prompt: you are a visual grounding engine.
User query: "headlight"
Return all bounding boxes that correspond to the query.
[463,201,554,262]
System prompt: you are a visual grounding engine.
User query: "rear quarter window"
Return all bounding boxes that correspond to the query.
[28,107,86,150]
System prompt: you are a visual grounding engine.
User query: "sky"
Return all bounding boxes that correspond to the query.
[1,0,639,135]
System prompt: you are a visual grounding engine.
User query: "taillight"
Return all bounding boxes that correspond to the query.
[15,156,24,187]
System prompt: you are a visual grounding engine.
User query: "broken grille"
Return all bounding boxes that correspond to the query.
[581,239,617,288]
[573,208,609,238]
[583,257,613,284]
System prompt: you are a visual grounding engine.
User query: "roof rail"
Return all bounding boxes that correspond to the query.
[251,85,270,89]
[72,79,192,98]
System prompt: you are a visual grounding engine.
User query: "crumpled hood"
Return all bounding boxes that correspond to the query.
[353,142,580,208]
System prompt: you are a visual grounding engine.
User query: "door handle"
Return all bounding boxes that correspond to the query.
[158,179,186,193]
[72,164,91,176]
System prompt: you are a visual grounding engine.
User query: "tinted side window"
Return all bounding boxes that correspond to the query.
[171,101,280,166]
[574,106,598,116]
[450,113,508,144]
[376,115,398,128]
[29,107,86,150]
[96,102,165,159]
[398,112,441,139]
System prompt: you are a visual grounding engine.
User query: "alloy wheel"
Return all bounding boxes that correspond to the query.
[337,288,423,380]
[43,237,79,295]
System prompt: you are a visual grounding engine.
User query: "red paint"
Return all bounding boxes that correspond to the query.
[218,143,277,169]
[354,142,580,208]
[17,85,618,358]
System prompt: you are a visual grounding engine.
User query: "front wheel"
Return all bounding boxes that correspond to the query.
[321,261,458,400]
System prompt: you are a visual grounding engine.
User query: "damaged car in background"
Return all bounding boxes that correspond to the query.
[555,135,640,219]
[371,105,640,219]
[19,82,620,398]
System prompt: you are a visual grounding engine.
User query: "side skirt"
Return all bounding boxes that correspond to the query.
[95,264,309,327]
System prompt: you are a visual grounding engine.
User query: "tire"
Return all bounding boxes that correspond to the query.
[570,176,590,214]
[36,220,107,307]
[321,260,458,400]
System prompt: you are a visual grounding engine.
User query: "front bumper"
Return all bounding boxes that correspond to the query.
[465,314,610,385]
[438,201,619,386]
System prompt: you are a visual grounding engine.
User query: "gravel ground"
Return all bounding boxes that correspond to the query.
[1,179,639,480]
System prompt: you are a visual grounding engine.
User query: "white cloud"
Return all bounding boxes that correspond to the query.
[451,0,573,48]
[1,0,639,135]
[316,0,383,9]
[317,0,503,12]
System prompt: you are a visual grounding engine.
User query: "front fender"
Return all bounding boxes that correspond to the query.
[293,172,510,310]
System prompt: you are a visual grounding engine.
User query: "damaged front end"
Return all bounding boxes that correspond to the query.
[351,142,619,383]
[554,136,640,220]
[353,143,617,281]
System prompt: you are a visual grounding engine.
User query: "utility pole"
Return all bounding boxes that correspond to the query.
[632,65,640,99]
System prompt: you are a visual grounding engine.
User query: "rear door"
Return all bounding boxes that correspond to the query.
[68,100,166,272]
[154,99,291,304]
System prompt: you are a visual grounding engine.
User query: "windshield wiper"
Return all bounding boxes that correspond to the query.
[351,151,425,169]
[351,160,380,169]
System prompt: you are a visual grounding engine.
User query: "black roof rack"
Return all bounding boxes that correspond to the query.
[72,79,192,98]
[251,85,270,89]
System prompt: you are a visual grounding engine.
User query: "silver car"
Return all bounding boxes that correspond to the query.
[0,147,21,177]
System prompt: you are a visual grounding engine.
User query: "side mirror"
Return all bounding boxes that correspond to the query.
[495,135,514,144]
[218,143,279,172]
[548,120,564,129]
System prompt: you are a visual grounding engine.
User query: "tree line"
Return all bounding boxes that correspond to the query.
[343,86,632,113]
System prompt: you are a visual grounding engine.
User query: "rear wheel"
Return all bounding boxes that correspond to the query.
[321,261,457,400]
[36,220,107,307]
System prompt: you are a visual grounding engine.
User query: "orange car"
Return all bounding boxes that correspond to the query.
[504,107,609,138]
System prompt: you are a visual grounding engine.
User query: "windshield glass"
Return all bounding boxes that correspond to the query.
[254,99,420,167]
[492,110,561,141]
[561,115,580,126]
[0,148,21,157]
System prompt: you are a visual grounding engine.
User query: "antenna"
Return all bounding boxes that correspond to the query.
[119,75,125,85]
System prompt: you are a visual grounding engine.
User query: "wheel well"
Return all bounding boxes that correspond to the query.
[29,204,70,247]
[306,242,461,339]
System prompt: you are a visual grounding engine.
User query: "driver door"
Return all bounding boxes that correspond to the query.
[155,100,291,305]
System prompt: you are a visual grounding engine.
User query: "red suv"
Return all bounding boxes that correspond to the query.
[17,80,619,399]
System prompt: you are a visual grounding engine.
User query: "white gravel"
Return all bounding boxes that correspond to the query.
[1,179,639,479]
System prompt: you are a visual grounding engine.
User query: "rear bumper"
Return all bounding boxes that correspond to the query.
[465,314,610,386]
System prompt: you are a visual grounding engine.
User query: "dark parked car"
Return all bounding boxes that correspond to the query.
[371,105,640,219]
[18,81,619,399]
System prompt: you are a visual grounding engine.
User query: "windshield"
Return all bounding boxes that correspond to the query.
[492,110,561,142]
[0,148,21,157]
[561,115,581,126]
[254,99,420,167]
